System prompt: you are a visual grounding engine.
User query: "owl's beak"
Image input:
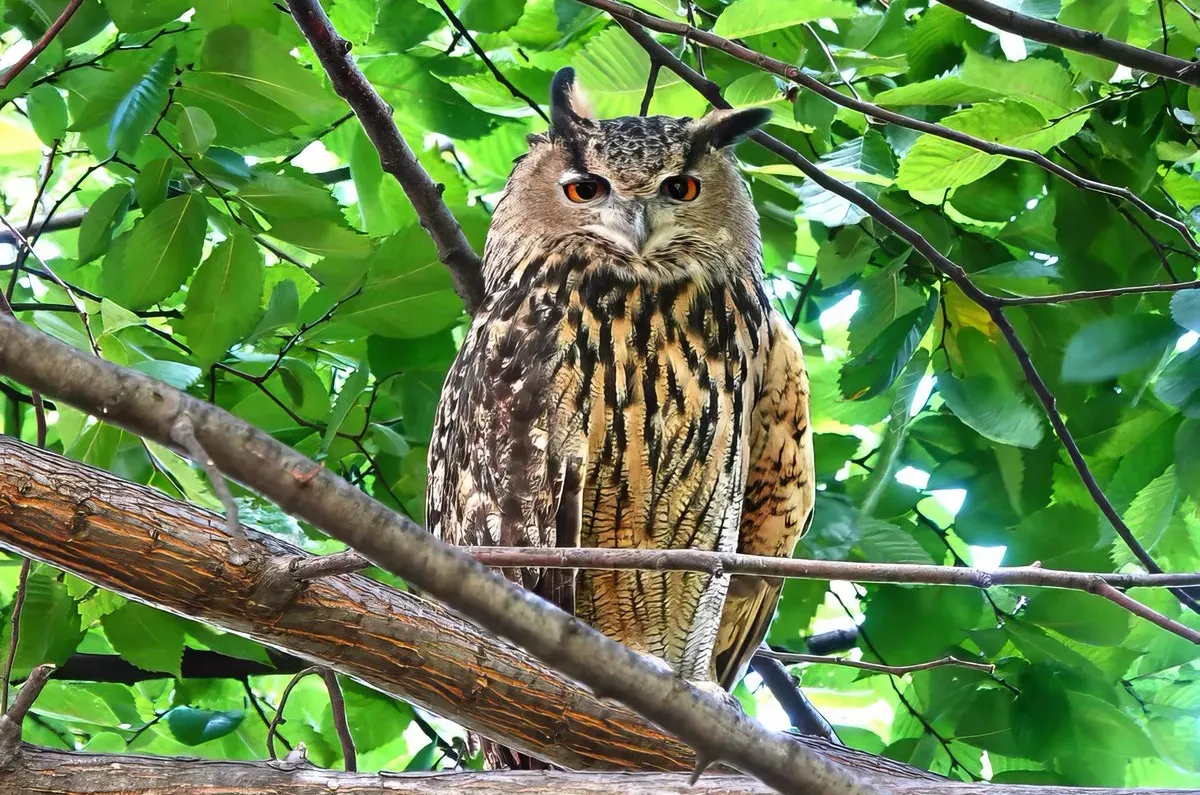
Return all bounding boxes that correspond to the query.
[599,201,652,254]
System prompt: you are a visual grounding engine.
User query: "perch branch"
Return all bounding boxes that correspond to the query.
[283,0,486,312]
[582,0,1200,255]
[0,361,883,795]
[0,0,85,89]
[611,15,1200,617]
[937,0,1200,86]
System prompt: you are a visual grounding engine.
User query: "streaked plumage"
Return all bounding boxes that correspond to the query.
[426,68,814,705]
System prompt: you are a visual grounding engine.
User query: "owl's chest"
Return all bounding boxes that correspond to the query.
[550,278,767,547]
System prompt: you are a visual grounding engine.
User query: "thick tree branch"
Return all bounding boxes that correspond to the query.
[581,0,1200,256]
[937,0,1200,87]
[282,0,486,312]
[0,0,85,89]
[4,746,1191,795]
[611,16,1200,617]
[0,431,913,790]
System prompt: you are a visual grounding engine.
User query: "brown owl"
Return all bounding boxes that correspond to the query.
[426,67,814,713]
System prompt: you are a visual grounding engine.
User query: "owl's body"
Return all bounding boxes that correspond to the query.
[426,70,813,697]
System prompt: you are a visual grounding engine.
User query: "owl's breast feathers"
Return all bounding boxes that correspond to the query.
[427,249,813,685]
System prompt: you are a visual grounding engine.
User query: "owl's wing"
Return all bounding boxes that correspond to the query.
[426,283,585,612]
[713,311,815,690]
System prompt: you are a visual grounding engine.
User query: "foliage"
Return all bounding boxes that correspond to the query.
[0,0,1198,785]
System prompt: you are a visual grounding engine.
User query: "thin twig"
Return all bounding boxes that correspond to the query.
[611,16,1200,617]
[0,663,54,762]
[321,669,357,771]
[168,415,246,542]
[290,550,369,580]
[990,279,1200,305]
[0,0,85,89]
[758,650,996,675]
[433,0,548,123]
[7,141,60,301]
[464,546,1200,590]
[937,0,1200,86]
[585,0,1200,256]
[284,0,485,312]
[0,561,32,711]
[803,24,860,101]
[266,666,322,761]
[1090,579,1200,643]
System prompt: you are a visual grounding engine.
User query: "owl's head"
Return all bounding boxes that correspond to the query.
[485,67,771,288]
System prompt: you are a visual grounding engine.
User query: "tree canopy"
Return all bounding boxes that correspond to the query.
[0,0,1197,791]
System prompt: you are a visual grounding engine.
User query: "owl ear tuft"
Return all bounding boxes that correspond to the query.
[549,67,594,138]
[691,107,772,152]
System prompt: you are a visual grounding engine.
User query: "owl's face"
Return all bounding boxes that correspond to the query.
[485,68,771,288]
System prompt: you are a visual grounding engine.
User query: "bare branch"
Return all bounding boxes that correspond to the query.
[937,0,1200,87]
[0,664,54,761]
[757,651,996,676]
[610,15,1200,617]
[267,667,322,761]
[583,0,1200,256]
[464,546,1200,591]
[283,0,486,312]
[0,561,31,712]
[433,0,549,122]
[640,61,662,116]
[749,654,840,743]
[322,668,358,772]
[168,415,247,543]
[0,0,85,89]
[0,431,908,785]
[1088,579,1200,644]
[989,279,1200,305]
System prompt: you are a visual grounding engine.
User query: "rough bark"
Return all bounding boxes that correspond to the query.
[0,436,933,786]
[1,746,1191,795]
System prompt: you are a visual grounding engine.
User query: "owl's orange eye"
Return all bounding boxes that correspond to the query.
[662,175,700,201]
[563,178,608,203]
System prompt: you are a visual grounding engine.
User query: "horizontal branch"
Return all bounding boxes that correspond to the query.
[465,547,1200,589]
[4,746,1190,795]
[283,0,486,312]
[758,651,995,676]
[581,0,1200,255]
[989,280,1200,306]
[938,0,1200,87]
[0,434,925,786]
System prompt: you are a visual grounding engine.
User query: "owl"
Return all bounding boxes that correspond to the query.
[426,67,814,710]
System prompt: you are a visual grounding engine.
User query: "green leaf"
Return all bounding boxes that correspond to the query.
[713,0,856,38]
[372,0,445,51]
[322,365,369,452]
[1170,290,1200,333]
[1059,0,1129,82]
[796,132,895,226]
[1155,346,1200,415]
[27,84,68,146]
[937,369,1044,449]
[247,279,300,343]
[102,193,207,309]
[571,27,707,119]
[77,184,133,264]
[405,740,440,771]
[858,519,936,564]
[898,101,1087,192]
[0,571,84,679]
[1021,590,1132,646]
[181,228,265,367]
[99,297,142,338]
[336,227,464,338]
[166,706,245,745]
[101,601,187,677]
[840,294,935,400]
[101,0,189,31]
[178,106,217,156]
[108,47,176,154]
[131,360,203,389]
[1175,418,1200,499]
[134,157,173,214]
[459,0,525,32]
[1061,315,1179,383]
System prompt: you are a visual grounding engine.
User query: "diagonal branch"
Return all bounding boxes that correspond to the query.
[580,0,1200,256]
[283,0,486,312]
[610,15,1200,617]
[0,0,85,89]
[0,316,882,795]
[938,0,1200,87]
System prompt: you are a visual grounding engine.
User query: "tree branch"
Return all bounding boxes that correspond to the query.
[0,431,914,787]
[282,0,486,312]
[758,651,996,676]
[581,0,1200,256]
[0,0,85,89]
[749,655,840,743]
[937,0,1200,87]
[609,15,1200,617]
[989,279,1200,305]
[4,746,1189,795]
